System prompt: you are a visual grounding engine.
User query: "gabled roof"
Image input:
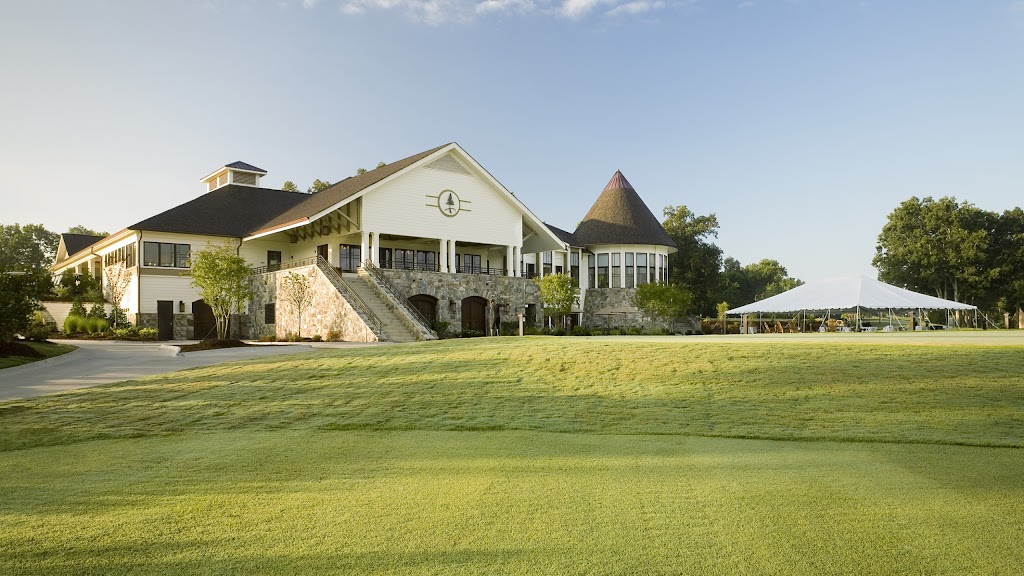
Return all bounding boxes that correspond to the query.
[545,223,580,247]
[224,161,267,174]
[129,185,308,237]
[572,170,677,250]
[61,233,105,256]
[250,143,450,236]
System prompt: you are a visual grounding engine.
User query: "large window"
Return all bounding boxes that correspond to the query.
[379,248,393,269]
[543,251,553,276]
[587,254,595,287]
[416,250,437,272]
[636,253,648,285]
[625,253,634,288]
[339,244,360,272]
[570,252,579,286]
[611,253,621,288]
[649,253,656,283]
[393,249,416,270]
[597,253,609,287]
[462,253,481,272]
[143,242,190,268]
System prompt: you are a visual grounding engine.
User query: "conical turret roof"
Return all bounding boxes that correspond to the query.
[572,171,677,249]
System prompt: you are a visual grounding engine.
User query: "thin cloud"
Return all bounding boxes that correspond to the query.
[607,0,664,16]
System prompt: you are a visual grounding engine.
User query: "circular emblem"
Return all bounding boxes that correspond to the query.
[438,190,461,217]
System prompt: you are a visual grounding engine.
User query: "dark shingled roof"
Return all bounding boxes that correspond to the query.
[253,143,451,235]
[545,223,580,247]
[129,185,309,237]
[224,161,267,173]
[572,170,677,249]
[62,233,105,256]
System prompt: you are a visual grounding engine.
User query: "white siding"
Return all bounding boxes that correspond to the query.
[361,163,522,248]
[139,276,204,314]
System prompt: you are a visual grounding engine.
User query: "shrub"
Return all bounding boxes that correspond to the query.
[325,329,342,342]
[137,328,158,340]
[550,327,566,336]
[84,317,109,335]
[460,329,484,338]
[430,320,451,338]
[312,334,323,342]
[111,327,134,339]
[608,329,623,336]
[69,299,87,318]
[108,306,129,328]
[499,321,519,336]
[23,325,51,342]
[88,302,107,319]
[63,314,85,334]
[570,326,587,336]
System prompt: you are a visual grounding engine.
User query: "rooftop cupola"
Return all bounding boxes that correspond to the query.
[201,161,267,192]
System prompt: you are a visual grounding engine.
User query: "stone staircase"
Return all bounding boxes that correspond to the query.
[340,272,418,343]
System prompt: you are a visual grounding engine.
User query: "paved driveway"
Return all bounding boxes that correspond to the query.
[0,340,379,402]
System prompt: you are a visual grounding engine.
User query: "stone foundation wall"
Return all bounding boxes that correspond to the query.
[250,265,379,342]
[582,288,647,329]
[380,270,543,331]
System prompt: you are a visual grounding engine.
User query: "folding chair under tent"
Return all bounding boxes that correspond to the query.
[725,275,978,332]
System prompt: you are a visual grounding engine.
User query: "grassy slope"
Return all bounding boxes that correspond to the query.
[1,337,1022,450]
[2,336,1024,575]
[0,341,76,370]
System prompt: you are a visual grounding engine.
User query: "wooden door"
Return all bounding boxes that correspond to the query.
[157,300,173,341]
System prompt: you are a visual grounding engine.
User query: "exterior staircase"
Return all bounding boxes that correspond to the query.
[340,272,419,343]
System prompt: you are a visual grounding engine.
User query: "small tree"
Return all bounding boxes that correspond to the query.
[632,282,692,330]
[716,301,730,335]
[104,262,134,328]
[281,271,314,338]
[534,273,579,331]
[186,244,254,340]
[0,268,49,352]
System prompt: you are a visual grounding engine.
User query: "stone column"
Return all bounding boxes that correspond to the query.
[370,232,380,266]
[360,231,369,267]
[439,239,448,273]
[506,245,514,277]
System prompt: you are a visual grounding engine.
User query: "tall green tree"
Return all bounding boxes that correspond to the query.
[185,244,254,340]
[662,205,723,316]
[0,267,50,351]
[534,273,579,330]
[281,181,300,192]
[720,258,803,305]
[990,207,1024,322]
[0,224,59,270]
[873,196,995,304]
[307,179,332,194]
[66,225,107,237]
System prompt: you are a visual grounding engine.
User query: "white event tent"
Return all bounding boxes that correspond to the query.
[727,275,977,331]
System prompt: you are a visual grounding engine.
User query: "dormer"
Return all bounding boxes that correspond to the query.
[201,161,267,192]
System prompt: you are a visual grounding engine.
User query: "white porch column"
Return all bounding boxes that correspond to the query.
[536,253,543,278]
[513,246,521,277]
[370,232,380,266]
[579,249,588,290]
[360,232,369,267]
[449,240,457,273]
[620,250,627,288]
[439,239,448,273]
[506,245,514,277]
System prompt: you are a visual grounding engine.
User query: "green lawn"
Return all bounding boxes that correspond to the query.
[0,341,76,370]
[2,336,1023,574]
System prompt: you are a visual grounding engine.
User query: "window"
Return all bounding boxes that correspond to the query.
[649,253,656,284]
[379,248,393,269]
[570,253,580,286]
[636,253,648,285]
[658,254,665,282]
[416,250,437,272]
[587,254,595,287]
[625,253,634,288]
[460,254,481,274]
[103,243,137,268]
[143,242,190,268]
[611,253,621,288]
[265,303,275,324]
[597,253,608,287]
[543,251,553,276]
[267,251,282,270]
[393,249,415,270]
[338,245,360,272]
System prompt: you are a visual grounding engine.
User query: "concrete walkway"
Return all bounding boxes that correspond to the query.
[0,339,381,402]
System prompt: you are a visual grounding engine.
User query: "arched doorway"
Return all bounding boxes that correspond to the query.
[193,299,217,340]
[408,294,438,323]
[461,296,487,333]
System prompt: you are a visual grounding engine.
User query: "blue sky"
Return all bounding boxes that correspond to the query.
[2,0,1023,283]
